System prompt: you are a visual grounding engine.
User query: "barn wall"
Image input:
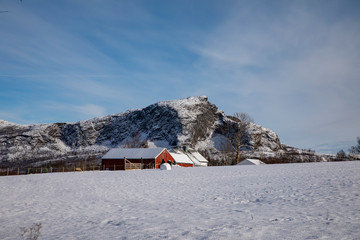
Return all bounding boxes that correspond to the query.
[102,149,175,170]
[102,159,125,170]
[177,163,193,167]
[155,149,175,168]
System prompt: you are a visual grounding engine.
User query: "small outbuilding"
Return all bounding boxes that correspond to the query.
[237,159,266,166]
[102,147,174,170]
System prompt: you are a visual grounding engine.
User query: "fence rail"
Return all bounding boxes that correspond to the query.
[0,165,106,177]
[124,158,142,170]
[125,163,142,170]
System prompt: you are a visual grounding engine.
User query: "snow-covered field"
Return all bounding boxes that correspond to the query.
[1,161,359,240]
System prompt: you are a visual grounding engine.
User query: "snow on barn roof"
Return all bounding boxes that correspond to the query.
[238,159,265,165]
[169,151,194,164]
[102,147,165,159]
[191,151,208,163]
[169,149,208,166]
[186,152,201,166]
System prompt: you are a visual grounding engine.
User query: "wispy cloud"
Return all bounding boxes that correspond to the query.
[45,102,107,122]
[1,0,359,152]
[0,110,31,124]
[191,1,360,148]
[73,104,107,119]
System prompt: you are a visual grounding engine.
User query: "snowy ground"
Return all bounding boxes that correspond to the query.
[1,161,359,240]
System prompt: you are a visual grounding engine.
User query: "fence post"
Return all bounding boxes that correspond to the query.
[50,167,52,173]
[18,168,20,175]
[7,168,9,176]
[62,167,64,173]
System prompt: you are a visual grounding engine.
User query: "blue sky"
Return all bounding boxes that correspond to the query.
[1,0,359,153]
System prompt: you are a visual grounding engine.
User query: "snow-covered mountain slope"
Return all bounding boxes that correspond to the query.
[0,96,324,167]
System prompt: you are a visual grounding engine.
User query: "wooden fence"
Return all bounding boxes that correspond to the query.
[124,158,142,170]
[0,165,106,176]
[0,158,161,176]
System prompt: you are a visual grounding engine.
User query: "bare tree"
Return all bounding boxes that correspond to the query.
[349,137,360,154]
[336,149,346,160]
[233,112,254,164]
[218,139,236,165]
[222,112,254,165]
[234,112,254,124]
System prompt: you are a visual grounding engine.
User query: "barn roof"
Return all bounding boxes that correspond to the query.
[169,149,208,166]
[237,159,265,165]
[102,147,166,159]
[186,152,201,165]
[190,151,208,163]
[169,151,194,164]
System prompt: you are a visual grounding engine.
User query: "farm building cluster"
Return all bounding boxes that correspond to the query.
[101,147,208,170]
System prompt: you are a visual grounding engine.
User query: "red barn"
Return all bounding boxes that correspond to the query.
[102,148,174,170]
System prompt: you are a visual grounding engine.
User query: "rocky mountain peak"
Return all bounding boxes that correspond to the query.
[0,96,323,168]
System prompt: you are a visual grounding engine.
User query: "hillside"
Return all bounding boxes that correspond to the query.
[0,96,326,168]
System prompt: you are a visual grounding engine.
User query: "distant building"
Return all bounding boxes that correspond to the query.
[237,159,265,166]
[102,147,174,170]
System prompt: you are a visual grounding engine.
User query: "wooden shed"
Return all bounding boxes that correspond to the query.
[102,147,174,170]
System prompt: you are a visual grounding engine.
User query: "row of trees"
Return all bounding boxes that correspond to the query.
[336,137,360,160]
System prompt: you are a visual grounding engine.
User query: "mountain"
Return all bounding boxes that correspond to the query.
[0,96,327,168]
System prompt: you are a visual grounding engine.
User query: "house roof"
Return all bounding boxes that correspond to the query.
[102,147,166,159]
